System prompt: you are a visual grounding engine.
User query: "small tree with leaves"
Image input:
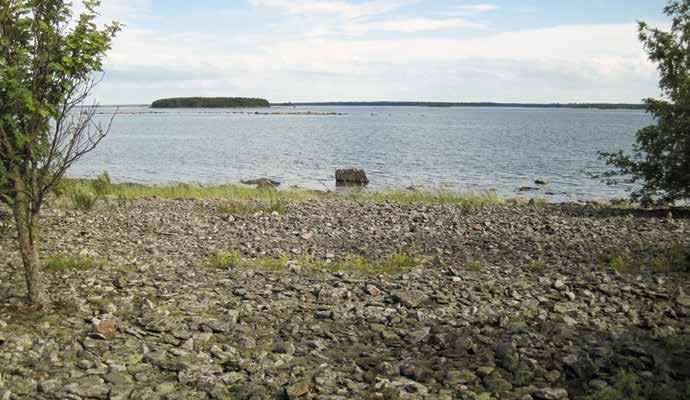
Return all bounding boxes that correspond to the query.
[599,0,690,206]
[0,0,120,305]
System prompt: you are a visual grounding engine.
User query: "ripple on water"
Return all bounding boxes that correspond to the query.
[71,106,648,200]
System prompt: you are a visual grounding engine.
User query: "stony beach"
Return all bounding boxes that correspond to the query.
[0,198,689,399]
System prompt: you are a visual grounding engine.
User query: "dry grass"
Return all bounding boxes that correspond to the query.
[54,176,507,208]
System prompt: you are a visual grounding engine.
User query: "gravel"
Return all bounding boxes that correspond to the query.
[0,198,688,399]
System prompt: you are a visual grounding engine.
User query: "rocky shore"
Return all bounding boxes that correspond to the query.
[0,198,689,399]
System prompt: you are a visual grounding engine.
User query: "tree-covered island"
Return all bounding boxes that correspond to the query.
[151,97,270,108]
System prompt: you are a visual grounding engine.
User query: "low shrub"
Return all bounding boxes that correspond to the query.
[91,171,112,196]
[70,190,98,211]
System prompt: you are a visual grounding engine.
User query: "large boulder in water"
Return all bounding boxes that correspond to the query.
[335,169,369,186]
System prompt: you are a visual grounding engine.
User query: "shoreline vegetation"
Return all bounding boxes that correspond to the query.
[55,176,511,208]
[151,97,270,108]
[55,176,690,212]
[272,101,647,110]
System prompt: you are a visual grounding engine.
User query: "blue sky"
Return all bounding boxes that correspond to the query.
[88,0,670,104]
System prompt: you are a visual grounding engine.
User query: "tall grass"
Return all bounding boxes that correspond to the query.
[54,176,506,207]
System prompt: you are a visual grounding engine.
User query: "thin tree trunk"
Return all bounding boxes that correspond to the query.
[13,197,47,305]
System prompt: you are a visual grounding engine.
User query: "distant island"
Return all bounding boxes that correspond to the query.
[151,97,270,108]
[273,101,646,110]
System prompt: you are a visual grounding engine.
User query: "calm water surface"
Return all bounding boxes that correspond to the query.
[72,105,652,201]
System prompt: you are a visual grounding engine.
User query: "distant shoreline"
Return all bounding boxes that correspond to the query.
[151,97,270,108]
[272,101,647,110]
[96,102,647,110]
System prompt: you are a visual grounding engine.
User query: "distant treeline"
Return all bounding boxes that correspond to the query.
[273,101,646,110]
[151,97,270,108]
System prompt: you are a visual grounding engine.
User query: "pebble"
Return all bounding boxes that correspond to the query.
[0,198,686,400]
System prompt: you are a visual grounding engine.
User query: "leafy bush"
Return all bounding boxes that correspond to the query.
[598,2,690,205]
[52,178,77,197]
[91,171,112,196]
[70,190,98,211]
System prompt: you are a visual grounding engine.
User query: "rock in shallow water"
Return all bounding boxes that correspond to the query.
[335,168,369,185]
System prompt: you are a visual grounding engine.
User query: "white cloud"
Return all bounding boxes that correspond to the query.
[81,0,661,104]
[348,17,485,33]
[249,0,485,35]
[248,0,410,18]
[71,0,153,27]
[96,20,658,104]
[441,3,498,17]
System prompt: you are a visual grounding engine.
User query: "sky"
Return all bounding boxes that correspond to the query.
[84,0,671,104]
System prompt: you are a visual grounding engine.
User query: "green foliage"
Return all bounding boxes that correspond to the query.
[201,249,422,274]
[44,252,107,271]
[598,244,689,274]
[527,259,545,271]
[54,172,112,210]
[203,250,243,269]
[254,252,290,270]
[598,1,690,205]
[314,249,420,274]
[70,189,97,211]
[0,1,121,194]
[151,97,270,108]
[51,177,76,197]
[116,193,130,207]
[340,188,504,207]
[585,371,642,400]
[385,249,418,271]
[599,250,640,275]
[91,171,112,196]
[0,0,120,303]
[0,207,13,235]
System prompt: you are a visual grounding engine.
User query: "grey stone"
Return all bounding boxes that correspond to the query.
[64,376,109,399]
[534,387,569,400]
[335,168,369,185]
